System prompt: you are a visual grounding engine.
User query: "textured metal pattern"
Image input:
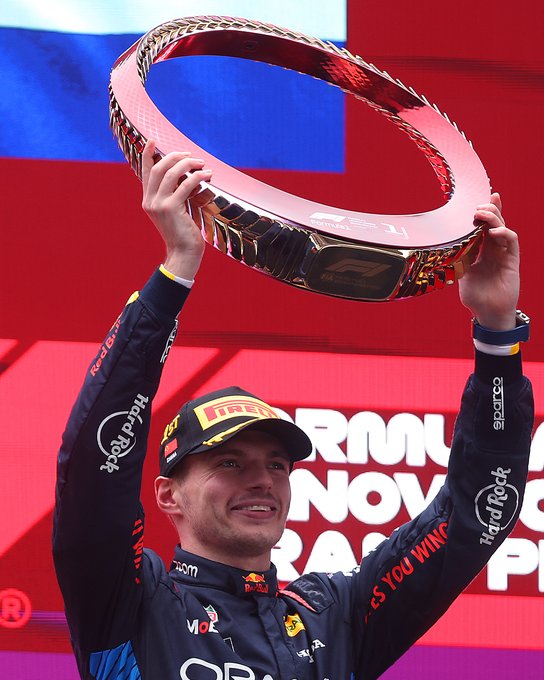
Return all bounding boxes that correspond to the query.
[109,16,489,301]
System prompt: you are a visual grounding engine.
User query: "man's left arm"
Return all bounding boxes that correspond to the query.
[348,352,532,679]
[345,194,534,678]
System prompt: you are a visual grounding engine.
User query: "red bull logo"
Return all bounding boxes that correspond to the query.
[243,572,269,593]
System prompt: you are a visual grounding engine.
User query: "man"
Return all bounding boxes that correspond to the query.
[53,140,534,679]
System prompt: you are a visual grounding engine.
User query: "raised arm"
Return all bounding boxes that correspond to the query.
[459,192,519,330]
[53,143,211,656]
[340,194,534,678]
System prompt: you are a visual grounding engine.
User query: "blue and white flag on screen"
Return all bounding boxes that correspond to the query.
[1,0,346,170]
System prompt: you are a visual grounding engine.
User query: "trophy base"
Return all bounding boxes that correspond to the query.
[187,190,481,301]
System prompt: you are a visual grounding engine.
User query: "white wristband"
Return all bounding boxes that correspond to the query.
[473,338,520,356]
[159,264,194,289]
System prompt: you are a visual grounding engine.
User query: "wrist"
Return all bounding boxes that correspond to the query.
[159,264,194,288]
[163,244,204,281]
[472,310,530,346]
[140,267,192,318]
[473,311,516,331]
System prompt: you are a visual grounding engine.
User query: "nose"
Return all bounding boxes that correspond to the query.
[243,462,274,490]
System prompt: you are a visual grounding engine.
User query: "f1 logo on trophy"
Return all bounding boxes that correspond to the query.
[109,16,489,301]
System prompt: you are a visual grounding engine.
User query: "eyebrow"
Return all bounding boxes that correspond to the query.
[209,448,290,460]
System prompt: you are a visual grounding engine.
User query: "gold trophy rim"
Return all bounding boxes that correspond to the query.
[109,15,488,301]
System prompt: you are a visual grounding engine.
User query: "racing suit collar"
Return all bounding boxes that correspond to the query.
[170,546,278,597]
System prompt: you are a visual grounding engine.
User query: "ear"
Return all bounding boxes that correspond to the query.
[155,476,182,517]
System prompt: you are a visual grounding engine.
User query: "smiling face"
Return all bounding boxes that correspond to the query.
[155,429,292,570]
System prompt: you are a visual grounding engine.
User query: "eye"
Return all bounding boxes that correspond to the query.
[219,459,239,468]
[269,460,288,471]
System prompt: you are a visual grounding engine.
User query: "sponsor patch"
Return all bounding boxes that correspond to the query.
[204,605,218,623]
[179,659,270,680]
[164,438,178,457]
[173,561,198,578]
[194,396,279,430]
[161,320,178,364]
[90,317,121,377]
[284,613,305,637]
[243,572,269,594]
[296,638,325,663]
[492,376,505,430]
[186,618,218,635]
[161,414,180,445]
[97,394,149,473]
[475,467,519,546]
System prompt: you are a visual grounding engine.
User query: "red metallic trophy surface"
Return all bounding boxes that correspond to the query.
[110,16,490,301]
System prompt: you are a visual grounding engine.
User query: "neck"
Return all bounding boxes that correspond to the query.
[178,538,272,571]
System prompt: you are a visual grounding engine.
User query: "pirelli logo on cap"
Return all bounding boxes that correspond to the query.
[194,396,279,430]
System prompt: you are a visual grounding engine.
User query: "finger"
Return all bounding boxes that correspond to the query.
[474,208,505,229]
[486,225,519,256]
[141,139,156,187]
[475,193,504,223]
[153,156,205,197]
[144,151,191,195]
[487,225,519,250]
[172,168,213,202]
[475,202,502,219]
[490,192,503,212]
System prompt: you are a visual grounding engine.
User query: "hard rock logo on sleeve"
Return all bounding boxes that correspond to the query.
[475,467,519,546]
[96,394,149,473]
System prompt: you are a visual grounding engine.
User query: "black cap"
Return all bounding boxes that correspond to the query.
[159,386,313,476]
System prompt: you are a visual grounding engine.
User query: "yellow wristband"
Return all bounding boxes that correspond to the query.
[473,339,520,356]
[159,264,194,288]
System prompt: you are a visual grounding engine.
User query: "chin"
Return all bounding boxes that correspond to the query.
[229,531,280,557]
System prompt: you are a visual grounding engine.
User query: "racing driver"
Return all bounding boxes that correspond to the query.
[53,141,534,679]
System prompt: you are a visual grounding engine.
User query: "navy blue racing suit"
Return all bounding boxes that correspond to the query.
[53,268,534,680]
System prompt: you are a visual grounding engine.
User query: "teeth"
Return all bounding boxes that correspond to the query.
[239,505,272,511]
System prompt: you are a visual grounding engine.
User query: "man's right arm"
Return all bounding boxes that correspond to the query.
[53,142,212,653]
[52,270,190,652]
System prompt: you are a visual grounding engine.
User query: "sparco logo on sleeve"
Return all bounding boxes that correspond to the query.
[97,394,149,473]
[475,467,519,546]
[492,376,505,430]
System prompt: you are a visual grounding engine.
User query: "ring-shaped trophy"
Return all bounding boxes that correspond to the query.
[109,16,490,301]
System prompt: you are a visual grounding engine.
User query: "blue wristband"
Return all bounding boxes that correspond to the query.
[472,310,530,345]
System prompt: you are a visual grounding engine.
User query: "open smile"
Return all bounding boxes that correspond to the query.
[230,501,278,519]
